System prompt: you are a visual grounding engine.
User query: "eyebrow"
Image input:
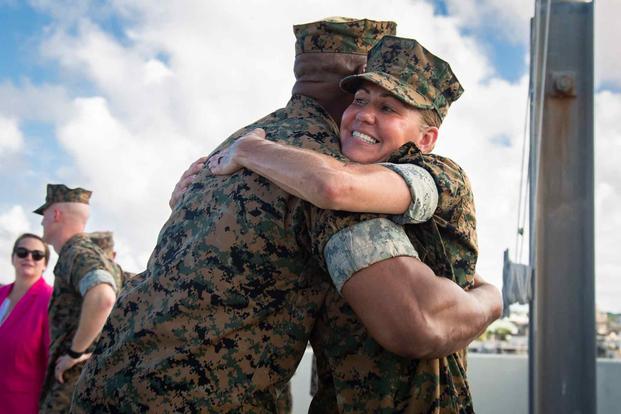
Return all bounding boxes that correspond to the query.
[356,86,399,100]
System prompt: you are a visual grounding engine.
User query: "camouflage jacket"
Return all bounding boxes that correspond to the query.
[72,95,419,413]
[310,143,478,414]
[40,233,122,411]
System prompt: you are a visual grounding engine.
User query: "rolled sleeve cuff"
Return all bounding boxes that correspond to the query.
[79,269,118,296]
[380,163,438,225]
[324,218,419,293]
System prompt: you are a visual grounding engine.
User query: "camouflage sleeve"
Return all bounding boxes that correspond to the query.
[69,243,120,296]
[78,269,118,296]
[379,162,438,225]
[323,218,419,292]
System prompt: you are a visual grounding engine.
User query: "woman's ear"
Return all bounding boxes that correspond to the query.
[417,127,439,154]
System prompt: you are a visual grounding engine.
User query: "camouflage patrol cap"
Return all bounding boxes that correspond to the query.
[293,17,396,56]
[89,231,114,256]
[340,35,464,121]
[33,184,92,215]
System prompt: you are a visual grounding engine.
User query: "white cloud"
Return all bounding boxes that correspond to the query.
[0,115,23,156]
[0,81,72,123]
[595,0,621,88]
[444,0,533,44]
[1,0,618,311]
[595,90,621,312]
[446,0,621,89]
[55,96,194,272]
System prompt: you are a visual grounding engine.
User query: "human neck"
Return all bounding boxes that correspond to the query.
[53,226,84,254]
[292,80,353,126]
[291,53,363,126]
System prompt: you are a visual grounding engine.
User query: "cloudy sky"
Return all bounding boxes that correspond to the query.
[0,0,619,312]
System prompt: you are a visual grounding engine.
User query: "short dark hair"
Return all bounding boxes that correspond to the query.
[12,233,50,265]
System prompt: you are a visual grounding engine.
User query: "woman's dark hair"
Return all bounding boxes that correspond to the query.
[12,233,50,266]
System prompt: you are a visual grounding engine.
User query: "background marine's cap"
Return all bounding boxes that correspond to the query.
[33,184,92,215]
[88,231,114,256]
[340,35,464,121]
[293,17,397,56]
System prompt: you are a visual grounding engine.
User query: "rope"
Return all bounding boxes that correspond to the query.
[513,0,552,266]
[515,91,531,263]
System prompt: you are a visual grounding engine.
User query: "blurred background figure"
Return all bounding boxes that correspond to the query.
[88,231,117,260]
[0,234,53,414]
[88,231,136,285]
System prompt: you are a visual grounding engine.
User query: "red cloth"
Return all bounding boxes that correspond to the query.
[0,277,53,414]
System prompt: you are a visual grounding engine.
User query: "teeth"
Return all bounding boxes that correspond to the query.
[352,131,378,144]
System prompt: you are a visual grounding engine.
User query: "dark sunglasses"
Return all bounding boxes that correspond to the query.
[14,247,46,262]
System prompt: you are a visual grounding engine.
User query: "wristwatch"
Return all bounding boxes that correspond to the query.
[67,348,84,359]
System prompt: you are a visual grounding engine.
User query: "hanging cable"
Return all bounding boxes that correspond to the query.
[532,0,552,210]
[524,0,552,268]
[515,86,532,263]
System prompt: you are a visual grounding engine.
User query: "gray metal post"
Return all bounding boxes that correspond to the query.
[533,1,595,413]
[528,14,537,413]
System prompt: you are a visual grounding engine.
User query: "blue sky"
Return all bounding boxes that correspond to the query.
[0,0,619,312]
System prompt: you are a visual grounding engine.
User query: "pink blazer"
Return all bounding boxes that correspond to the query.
[0,277,53,414]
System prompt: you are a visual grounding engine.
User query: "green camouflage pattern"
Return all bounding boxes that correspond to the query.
[340,36,464,121]
[71,95,412,413]
[34,184,92,215]
[73,120,477,413]
[39,233,122,414]
[88,231,114,257]
[87,231,140,287]
[324,218,419,292]
[120,268,137,286]
[294,18,396,56]
[309,142,478,413]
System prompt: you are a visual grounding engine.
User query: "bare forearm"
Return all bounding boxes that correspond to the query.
[71,284,116,352]
[416,277,501,358]
[234,137,411,213]
[236,137,336,203]
[342,257,502,359]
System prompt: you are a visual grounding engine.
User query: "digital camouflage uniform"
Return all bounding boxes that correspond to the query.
[309,37,478,413]
[39,234,123,413]
[34,185,124,413]
[309,144,477,414]
[89,231,137,287]
[71,19,400,414]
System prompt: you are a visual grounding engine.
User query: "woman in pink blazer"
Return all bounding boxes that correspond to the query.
[0,233,53,414]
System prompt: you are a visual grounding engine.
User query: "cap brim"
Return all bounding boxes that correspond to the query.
[340,72,435,111]
[33,202,50,215]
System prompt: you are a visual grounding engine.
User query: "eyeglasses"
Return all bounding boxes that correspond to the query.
[14,247,46,262]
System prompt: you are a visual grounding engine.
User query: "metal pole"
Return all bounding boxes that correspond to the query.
[533,1,595,413]
[527,14,537,414]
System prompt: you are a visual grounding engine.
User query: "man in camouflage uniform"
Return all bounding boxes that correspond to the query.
[72,19,500,413]
[88,231,137,286]
[34,184,123,413]
[308,36,486,413]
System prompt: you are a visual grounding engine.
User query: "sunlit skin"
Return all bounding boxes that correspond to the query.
[12,237,47,282]
[339,81,438,163]
[40,208,56,245]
